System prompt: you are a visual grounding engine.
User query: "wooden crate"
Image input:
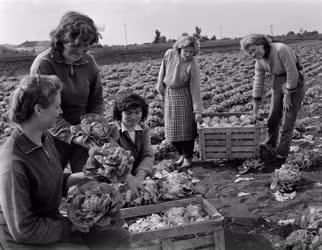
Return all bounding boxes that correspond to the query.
[198,112,262,161]
[121,195,225,250]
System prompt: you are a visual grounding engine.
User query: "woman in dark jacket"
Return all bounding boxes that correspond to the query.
[0,75,129,250]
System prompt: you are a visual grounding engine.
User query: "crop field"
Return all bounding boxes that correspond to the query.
[0,39,321,248]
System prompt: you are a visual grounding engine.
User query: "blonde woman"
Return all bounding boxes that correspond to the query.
[240,34,305,165]
[157,35,203,169]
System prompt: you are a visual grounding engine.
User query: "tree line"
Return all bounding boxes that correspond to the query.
[152,26,322,44]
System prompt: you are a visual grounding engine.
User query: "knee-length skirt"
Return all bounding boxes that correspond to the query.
[164,86,196,142]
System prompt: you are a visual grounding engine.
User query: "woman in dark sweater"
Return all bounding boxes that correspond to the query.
[30,11,104,173]
[0,75,129,249]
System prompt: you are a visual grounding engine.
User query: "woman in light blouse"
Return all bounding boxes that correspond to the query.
[240,34,305,165]
[157,35,203,169]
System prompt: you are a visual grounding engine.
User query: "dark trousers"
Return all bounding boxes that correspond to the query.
[265,74,305,157]
[53,137,89,173]
[172,140,195,159]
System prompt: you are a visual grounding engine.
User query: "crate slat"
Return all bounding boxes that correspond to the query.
[231,146,255,152]
[121,197,198,219]
[204,133,227,140]
[231,152,255,158]
[205,146,227,152]
[131,244,161,250]
[214,229,226,250]
[205,140,227,146]
[172,235,214,250]
[231,140,255,146]
[205,152,227,158]
[231,133,256,139]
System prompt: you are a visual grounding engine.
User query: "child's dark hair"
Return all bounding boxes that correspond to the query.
[9,75,62,124]
[113,90,149,122]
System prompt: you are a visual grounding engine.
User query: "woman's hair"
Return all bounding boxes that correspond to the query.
[173,35,200,56]
[9,75,62,124]
[112,89,149,122]
[50,11,102,52]
[240,34,272,56]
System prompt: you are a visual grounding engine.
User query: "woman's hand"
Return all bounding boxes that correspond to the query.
[158,94,164,102]
[126,174,143,197]
[72,135,90,149]
[251,102,260,123]
[283,94,293,112]
[66,172,90,189]
[195,113,203,124]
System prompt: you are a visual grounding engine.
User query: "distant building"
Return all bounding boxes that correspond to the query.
[16,40,51,53]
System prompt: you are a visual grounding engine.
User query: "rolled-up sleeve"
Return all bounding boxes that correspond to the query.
[0,167,71,244]
[189,60,203,113]
[252,61,266,102]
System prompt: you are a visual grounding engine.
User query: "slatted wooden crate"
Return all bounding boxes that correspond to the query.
[198,112,262,161]
[121,195,225,250]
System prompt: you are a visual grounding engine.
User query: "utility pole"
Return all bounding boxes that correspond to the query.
[220,24,222,39]
[269,24,273,36]
[124,24,128,48]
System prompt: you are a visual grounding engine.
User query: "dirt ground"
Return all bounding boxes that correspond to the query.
[186,90,322,249]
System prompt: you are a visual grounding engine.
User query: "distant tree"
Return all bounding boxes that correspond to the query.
[182,32,189,37]
[194,26,202,40]
[167,38,176,43]
[286,31,295,37]
[160,36,167,43]
[153,30,161,43]
[200,35,209,42]
[210,35,217,40]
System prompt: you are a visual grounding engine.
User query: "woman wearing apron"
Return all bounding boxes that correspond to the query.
[157,35,203,169]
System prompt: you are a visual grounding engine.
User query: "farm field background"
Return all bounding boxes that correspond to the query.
[0,39,321,249]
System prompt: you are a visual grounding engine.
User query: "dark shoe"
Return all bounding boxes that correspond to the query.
[275,155,287,165]
[175,156,184,166]
[259,144,276,161]
[180,158,192,170]
[261,153,287,173]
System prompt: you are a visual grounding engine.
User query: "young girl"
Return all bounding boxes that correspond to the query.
[112,89,154,196]
[157,35,203,168]
[240,34,305,166]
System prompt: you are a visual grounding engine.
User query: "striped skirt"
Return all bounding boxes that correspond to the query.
[164,86,196,142]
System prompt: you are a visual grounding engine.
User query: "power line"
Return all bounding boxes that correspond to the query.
[124,24,128,47]
[269,24,273,36]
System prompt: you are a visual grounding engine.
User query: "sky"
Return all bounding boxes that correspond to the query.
[1,0,322,46]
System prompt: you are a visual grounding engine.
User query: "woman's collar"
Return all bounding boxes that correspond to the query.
[50,48,89,65]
